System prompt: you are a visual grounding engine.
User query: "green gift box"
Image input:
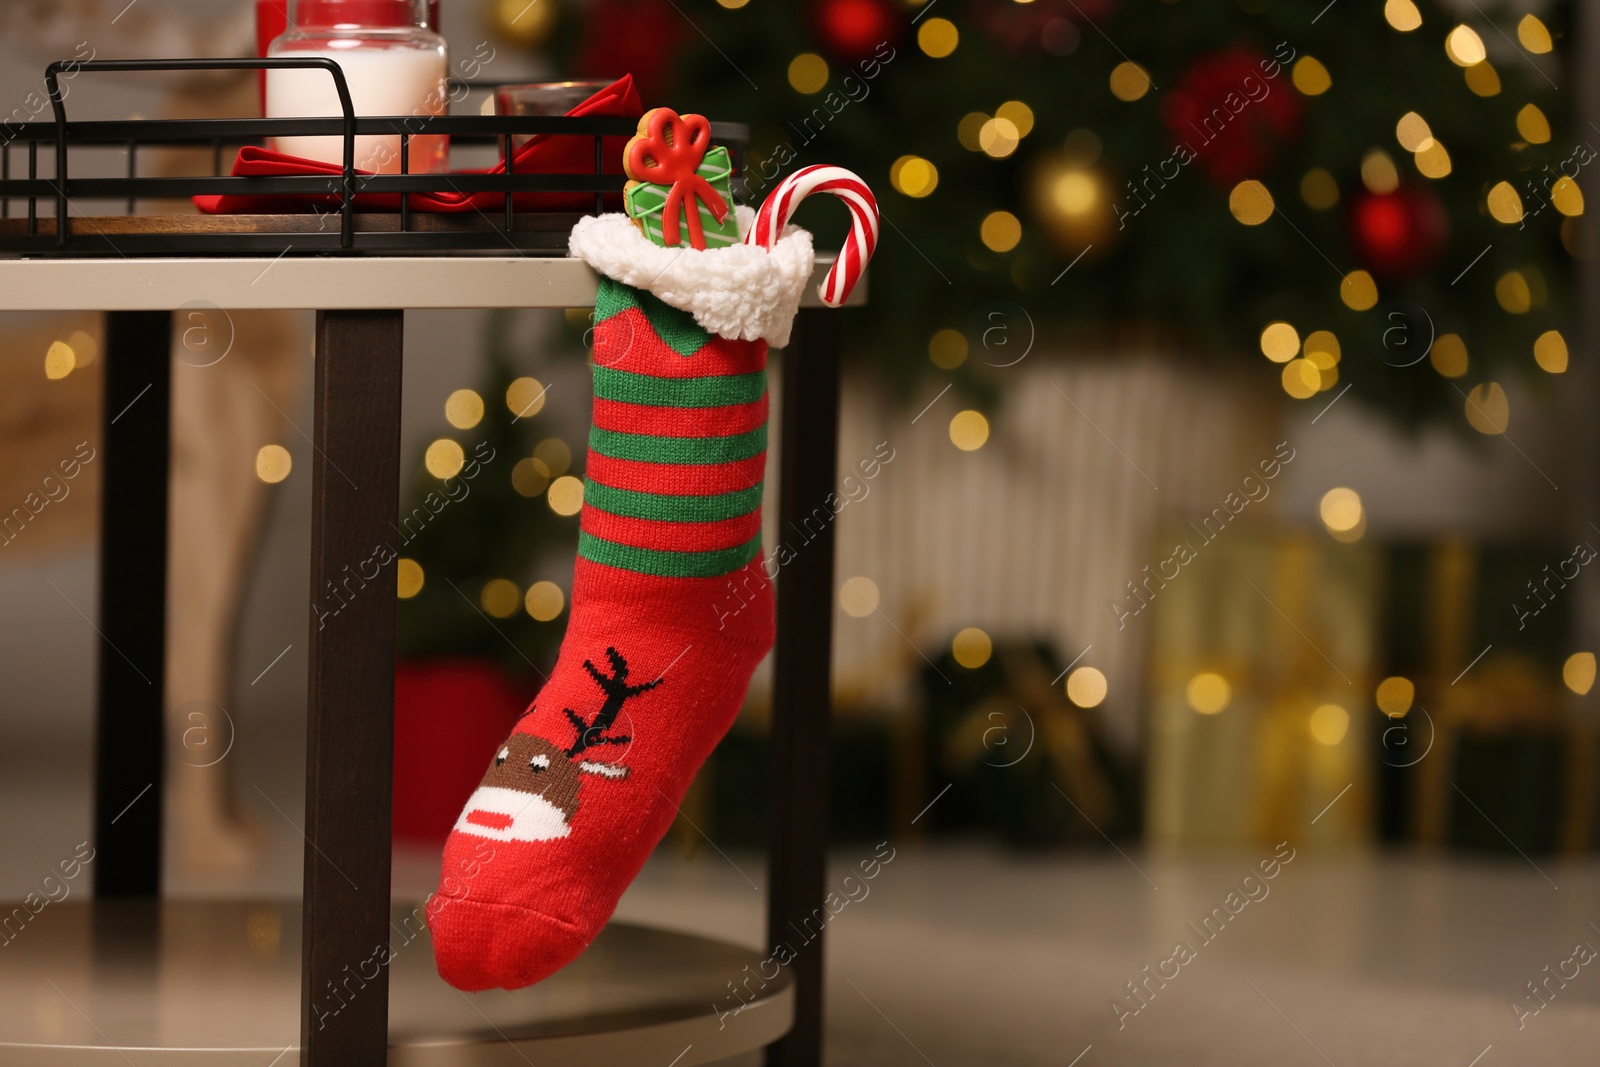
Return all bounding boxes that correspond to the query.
[624,145,741,249]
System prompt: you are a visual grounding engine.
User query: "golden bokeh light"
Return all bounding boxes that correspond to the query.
[1301,168,1339,210]
[1303,330,1341,368]
[547,475,585,516]
[890,154,939,198]
[67,330,97,367]
[255,444,293,484]
[929,328,969,369]
[1229,180,1274,225]
[1464,60,1501,96]
[480,578,521,619]
[1186,672,1232,715]
[996,100,1035,137]
[1291,56,1332,96]
[1445,24,1487,66]
[1376,676,1415,718]
[957,112,988,151]
[524,580,565,621]
[950,409,991,451]
[1561,216,1586,257]
[424,438,465,479]
[1534,330,1568,374]
[44,340,75,379]
[397,558,425,599]
[1486,181,1524,224]
[1260,322,1300,363]
[1414,140,1452,179]
[1430,333,1469,377]
[534,437,572,477]
[1319,486,1363,534]
[917,17,959,58]
[1395,111,1433,152]
[979,117,1020,158]
[1282,359,1322,399]
[1516,103,1551,144]
[1309,704,1351,746]
[787,53,829,94]
[506,376,546,418]
[1552,176,1584,217]
[1464,382,1510,435]
[1067,666,1108,708]
[1564,652,1596,695]
[980,210,1023,252]
[1360,149,1400,194]
[840,577,881,618]
[1495,270,1531,313]
[1517,14,1554,53]
[444,388,484,430]
[1048,169,1101,217]
[1384,0,1422,31]
[512,457,551,497]
[952,627,992,668]
[1341,270,1378,310]
[1109,61,1152,102]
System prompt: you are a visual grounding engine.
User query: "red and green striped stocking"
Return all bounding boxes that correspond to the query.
[429,276,780,991]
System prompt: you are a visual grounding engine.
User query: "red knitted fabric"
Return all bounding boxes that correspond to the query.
[427,278,774,990]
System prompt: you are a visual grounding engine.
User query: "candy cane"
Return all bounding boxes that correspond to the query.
[747,165,879,307]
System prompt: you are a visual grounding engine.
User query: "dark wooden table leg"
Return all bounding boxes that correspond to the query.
[94,311,172,899]
[766,308,841,1067]
[300,310,404,1067]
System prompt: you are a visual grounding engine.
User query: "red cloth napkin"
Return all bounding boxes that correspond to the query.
[195,75,642,215]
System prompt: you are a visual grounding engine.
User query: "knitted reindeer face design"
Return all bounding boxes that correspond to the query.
[454,648,659,843]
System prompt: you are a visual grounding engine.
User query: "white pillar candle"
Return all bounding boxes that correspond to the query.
[267,44,449,173]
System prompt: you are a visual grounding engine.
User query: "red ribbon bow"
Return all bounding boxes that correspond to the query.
[626,110,729,250]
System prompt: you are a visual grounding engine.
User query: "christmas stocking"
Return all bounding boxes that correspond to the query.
[428,149,876,990]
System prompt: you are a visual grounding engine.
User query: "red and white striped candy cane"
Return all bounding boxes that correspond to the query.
[747,165,879,307]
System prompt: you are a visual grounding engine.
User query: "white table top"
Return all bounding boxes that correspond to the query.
[0,254,861,312]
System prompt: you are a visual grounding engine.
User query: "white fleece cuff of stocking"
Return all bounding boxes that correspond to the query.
[568,205,815,349]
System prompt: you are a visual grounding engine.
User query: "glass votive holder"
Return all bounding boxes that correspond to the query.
[494,81,614,150]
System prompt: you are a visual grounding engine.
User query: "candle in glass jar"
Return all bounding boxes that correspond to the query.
[266,0,449,174]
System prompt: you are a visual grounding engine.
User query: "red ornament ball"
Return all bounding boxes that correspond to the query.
[1347,184,1449,279]
[1160,47,1304,188]
[812,0,902,63]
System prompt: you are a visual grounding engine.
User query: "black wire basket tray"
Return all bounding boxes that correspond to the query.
[0,58,748,258]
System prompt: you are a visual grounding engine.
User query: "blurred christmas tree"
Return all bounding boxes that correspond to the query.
[395,310,587,672]
[528,0,1572,426]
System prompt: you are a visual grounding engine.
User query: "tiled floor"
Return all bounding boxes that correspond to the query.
[3,735,1597,1065]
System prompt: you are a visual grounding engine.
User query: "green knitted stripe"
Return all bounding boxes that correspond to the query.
[592,367,766,409]
[579,530,763,578]
[584,481,763,523]
[590,425,767,465]
[593,277,711,357]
